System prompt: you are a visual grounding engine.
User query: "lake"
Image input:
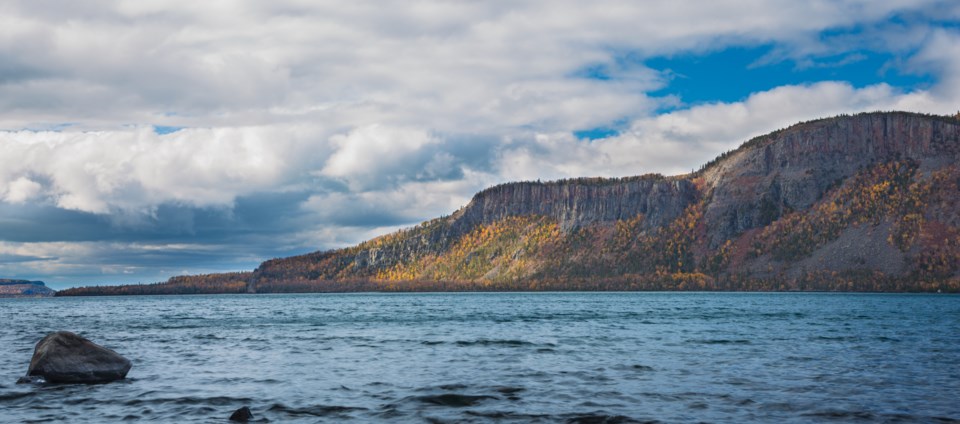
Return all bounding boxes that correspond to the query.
[1,292,958,423]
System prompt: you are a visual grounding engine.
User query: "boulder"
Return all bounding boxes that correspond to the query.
[24,331,131,384]
[229,406,254,422]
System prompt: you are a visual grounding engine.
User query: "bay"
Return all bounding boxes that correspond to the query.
[1,292,958,423]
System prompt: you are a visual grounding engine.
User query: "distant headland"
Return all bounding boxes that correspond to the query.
[0,279,55,298]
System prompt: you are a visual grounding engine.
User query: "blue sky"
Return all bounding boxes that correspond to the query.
[647,46,934,106]
[1,1,959,288]
[573,45,937,139]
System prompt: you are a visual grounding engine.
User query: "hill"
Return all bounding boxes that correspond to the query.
[59,111,960,295]
[0,279,56,297]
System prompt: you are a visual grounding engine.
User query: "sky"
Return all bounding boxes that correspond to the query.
[2,1,960,289]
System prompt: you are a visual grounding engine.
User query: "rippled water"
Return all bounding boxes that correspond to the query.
[1,292,958,423]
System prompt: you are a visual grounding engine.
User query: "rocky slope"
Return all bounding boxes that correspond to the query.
[59,111,960,295]
[700,112,960,245]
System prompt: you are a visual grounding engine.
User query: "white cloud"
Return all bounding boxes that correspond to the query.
[3,177,43,203]
[321,125,443,190]
[0,125,332,214]
[304,169,490,222]
[907,30,960,99]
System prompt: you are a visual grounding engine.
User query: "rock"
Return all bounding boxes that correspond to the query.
[229,406,254,422]
[24,331,131,384]
[16,376,40,384]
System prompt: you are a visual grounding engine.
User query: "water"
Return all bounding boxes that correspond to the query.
[1,293,958,423]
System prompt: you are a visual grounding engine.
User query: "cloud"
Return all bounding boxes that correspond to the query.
[0,125,332,215]
[302,175,488,228]
[907,29,960,98]
[0,252,55,264]
[322,125,448,190]
[0,0,947,131]
[3,177,43,203]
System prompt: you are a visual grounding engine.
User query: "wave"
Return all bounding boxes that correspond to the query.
[454,339,556,347]
[267,403,368,417]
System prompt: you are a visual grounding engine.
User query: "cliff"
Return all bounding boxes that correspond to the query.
[58,111,960,295]
[451,175,698,233]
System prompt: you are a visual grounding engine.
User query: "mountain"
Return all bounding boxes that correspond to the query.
[0,279,56,297]
[59,111,960,295]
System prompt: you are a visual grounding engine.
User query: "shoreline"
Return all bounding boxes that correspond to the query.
[39,289,959,297]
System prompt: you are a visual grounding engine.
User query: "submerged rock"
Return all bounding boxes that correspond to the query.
[24,331,131,384]
[229,406,254,422]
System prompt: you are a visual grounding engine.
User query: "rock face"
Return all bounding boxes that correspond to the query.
[25,331,132,384]
[451,175,698,233]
